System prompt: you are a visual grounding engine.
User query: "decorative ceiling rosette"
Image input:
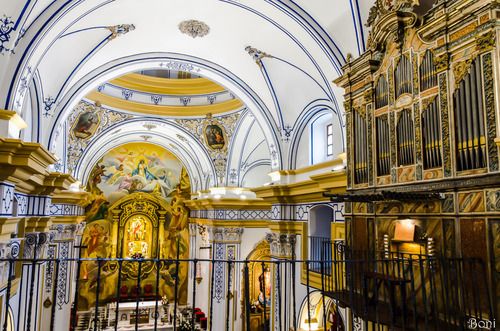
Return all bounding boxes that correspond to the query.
[178,20,210,38]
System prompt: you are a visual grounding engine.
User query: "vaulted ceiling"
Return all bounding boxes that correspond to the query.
[0,0,375,190]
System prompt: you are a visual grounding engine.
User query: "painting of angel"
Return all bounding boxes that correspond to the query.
[87,143,185,203]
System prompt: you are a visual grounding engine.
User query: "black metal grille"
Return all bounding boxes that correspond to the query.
[0,253,495,331]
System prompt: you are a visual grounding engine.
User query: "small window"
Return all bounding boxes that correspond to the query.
[326,124,333,156]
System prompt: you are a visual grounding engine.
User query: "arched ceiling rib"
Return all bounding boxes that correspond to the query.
[0,0,375,188]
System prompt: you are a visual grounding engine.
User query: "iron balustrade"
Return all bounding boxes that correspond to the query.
[308,236,332,274]
[0,254,495,331]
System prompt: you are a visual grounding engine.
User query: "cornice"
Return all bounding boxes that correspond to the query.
[276,158,344,176]
[0,110,27,129]
[185,198,271,210]
[51,190,91,206]
[0,138,75,194]
[41,173,76,195]
[190,218,269,228]
[252,170,347,203]
[87,91,244,117]
[51,216,86,225]
[24,216,52,233]
[0,217,22,241]
[267,220,305,235]
[111,73,225,95]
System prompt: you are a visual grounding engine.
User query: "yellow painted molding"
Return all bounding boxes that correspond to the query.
[495,137,500,147]
[24,216,52,233]
[87,91,243,116]
[277,158,344,176]
[190,218,270,228]
[52,190,91,206]
[252,170,347,203]
[185,198,271,210]
[111,73,225,95]
[51,216,86,225]
[0,110,27,130]
[190,218,305,234]
[0,217,22,241]
[267,220,305,234]
[0,138,80,195]
[0,138,56,193]
[42,173,77,195]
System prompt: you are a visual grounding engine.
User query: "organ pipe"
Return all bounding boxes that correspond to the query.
[375,76,389,109]
[454,58,486,171]
[420,50,437,91]
[397,109,415,166]
[354,110,368,184]
[395,55,413,99]
[376,116,390,175]
[422,98,442,169]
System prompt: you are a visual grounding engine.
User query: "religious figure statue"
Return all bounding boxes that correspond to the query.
[128,217,147,241]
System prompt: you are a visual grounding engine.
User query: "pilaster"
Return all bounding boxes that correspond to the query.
[206,226,243,331]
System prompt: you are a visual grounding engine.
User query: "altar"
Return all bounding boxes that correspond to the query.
[107,301,161,327]
[104,301,195,331]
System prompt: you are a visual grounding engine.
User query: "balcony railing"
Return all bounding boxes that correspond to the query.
[0,255,495,331]
[308,236,332,274]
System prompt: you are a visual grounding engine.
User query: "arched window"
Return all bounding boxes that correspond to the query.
[304,112,342,166]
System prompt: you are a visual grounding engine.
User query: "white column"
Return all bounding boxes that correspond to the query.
[206,227,243,331]
[266,232,297,331]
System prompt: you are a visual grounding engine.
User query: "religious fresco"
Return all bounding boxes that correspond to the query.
[204,122,226,150]
[87,142,184,207]
[78,143,191,310]
[71,109,101,139]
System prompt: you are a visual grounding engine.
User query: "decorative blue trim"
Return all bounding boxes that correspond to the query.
[45,53,283,170]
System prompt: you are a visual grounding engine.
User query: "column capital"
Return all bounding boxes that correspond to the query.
[209,226,244,244]
[23,232,49,258]
[49,223,77,241]
[265,232,296,258]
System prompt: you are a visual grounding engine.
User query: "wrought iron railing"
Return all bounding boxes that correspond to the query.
[308,236,332,274]
[0,255,495,331]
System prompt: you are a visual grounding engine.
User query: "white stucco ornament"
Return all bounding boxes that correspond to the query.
[178,20,210,38]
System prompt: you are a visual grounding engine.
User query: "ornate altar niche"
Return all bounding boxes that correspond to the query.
[78,192,190,310]
[242,240,272,331]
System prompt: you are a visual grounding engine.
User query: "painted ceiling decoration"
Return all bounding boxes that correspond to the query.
[0,0,375,190]
[178,20,210,38]
[87,70,243,115]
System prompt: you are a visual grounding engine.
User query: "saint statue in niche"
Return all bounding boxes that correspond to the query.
[203,121,226,150]
[126,216,149,257]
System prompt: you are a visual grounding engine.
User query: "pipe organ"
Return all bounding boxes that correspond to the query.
[453,58,486,171]
[419,50,437,91]
[335,0,500,319]
[394,55,413,99]
[376,116,390,176]
[353,109,368,184]
[421,98,441,169]
[396,109,415,166]
[375,75,389,109]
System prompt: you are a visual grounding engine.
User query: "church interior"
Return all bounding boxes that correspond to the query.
[0,0,498,330]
